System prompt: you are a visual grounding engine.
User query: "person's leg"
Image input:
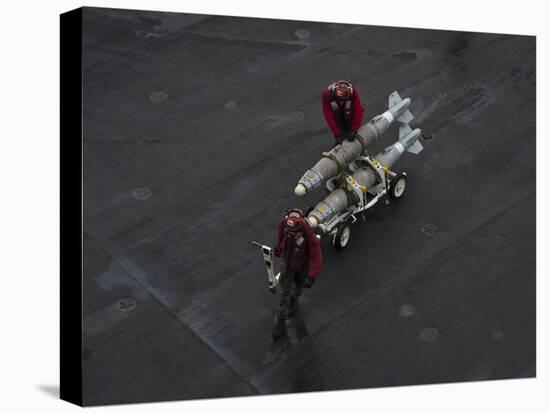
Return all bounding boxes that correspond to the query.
[274,264,291,339]
[295,270,308,298]
[290,270,307,317]
[289,295,298,317]
[277,268,292,321]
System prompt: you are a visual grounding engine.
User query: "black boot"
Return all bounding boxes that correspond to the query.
[289,297,299,317]
[272,317,287,341]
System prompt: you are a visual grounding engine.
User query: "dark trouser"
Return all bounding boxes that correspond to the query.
[277,260,307,320]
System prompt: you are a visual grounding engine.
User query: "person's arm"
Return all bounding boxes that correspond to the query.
[273,218,285,257]
[351,87,365,131]
[322,90,341,136]
[306,227,323,279]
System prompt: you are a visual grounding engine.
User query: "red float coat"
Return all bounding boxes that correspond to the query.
[322,87,364,136]
[273,219,323,279]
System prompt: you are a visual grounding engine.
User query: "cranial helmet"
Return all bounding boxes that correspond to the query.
[332,80,353,101]
[284,208,305,232]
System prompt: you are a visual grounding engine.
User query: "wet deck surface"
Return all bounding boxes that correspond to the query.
[81,7,536,406]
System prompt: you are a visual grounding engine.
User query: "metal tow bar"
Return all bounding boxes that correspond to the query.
[251,241,280,294]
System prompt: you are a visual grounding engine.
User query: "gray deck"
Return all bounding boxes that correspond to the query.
[81,7,536,406]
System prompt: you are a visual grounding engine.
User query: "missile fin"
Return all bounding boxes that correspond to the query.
[397,109,414,124]
[388,91,403,108]
[407,140,424,154]
[399,123,412,138]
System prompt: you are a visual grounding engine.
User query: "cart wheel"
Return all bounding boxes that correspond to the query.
[334,222,352,251]
[389,172,407,200]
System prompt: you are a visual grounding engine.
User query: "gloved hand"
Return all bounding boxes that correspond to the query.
[345,130,357,141]
[304,277,315,289]
[333,134,344,146]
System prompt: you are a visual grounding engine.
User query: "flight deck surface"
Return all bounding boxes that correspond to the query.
[81,7,535,405]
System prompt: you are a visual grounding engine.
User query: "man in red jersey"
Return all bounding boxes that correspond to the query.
[272,208,323,340]
[322,80,365,146]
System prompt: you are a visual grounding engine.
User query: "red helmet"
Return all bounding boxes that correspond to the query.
[284,208,305,232]
[285,216,304,232]
[332,80,353,101]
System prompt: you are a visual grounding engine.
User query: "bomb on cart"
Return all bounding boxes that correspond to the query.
[308,153,412,251]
